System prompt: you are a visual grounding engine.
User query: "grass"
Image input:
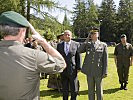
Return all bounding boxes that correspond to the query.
[40,47,133,100]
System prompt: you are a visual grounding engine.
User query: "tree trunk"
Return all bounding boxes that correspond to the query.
[26,0,31,38]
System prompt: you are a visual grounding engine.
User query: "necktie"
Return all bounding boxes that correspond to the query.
[65,43,69,55]
[93,42,96,47]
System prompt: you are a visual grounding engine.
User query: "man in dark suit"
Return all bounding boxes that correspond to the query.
[78,30,108,100]
[57,30,81,100]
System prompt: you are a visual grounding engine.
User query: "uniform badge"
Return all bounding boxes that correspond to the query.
[87,48,91,54]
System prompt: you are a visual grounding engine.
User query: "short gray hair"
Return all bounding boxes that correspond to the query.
[0,25,25,37]
[64,30,72,34]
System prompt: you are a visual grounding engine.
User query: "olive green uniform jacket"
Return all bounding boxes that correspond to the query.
[114,43,133,67]
[0,40,65,100]
[78,40,108,77]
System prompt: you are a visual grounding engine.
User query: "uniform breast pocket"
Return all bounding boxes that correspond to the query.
[96,49,103,57]
[125,47,132,55]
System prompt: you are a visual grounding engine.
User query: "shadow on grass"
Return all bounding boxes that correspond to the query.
[40,88,120,98]
[108,53,114,58]
[78,88,120,95]
[103,88,120,94]
[78,90,88,95]
[40,89,62,98]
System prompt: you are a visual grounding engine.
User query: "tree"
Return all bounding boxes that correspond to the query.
[0,0,19,14]
[73,0,98,38]
[31,14,64,39]
[62,13,71,31]
[0,0,67,38]
[117,0,133,43]
[86,1,99,33]
[98,0,117,42]
[4,0,62,20]
[73,0,86,38]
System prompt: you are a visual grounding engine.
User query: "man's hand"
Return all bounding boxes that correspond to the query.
[85,36,90,42]
[28,22,44,41]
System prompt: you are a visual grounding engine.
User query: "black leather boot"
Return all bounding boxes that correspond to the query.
[123,83,128,90]
[120,83,123,90]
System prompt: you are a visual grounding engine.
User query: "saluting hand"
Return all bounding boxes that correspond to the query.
[28,22,45,41]
[85,35,91,42]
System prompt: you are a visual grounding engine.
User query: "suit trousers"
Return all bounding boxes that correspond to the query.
[87,76,103,100]
[61,73,78,100]
[117,65,130,84]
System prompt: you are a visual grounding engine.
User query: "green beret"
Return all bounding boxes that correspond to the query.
[0,11,29,27]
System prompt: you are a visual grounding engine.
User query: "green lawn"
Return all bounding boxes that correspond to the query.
[40,47,133,100]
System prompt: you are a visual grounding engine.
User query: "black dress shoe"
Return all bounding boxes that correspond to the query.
[120,83,123,90]
[123,83,128,90]
[124,87,128,90]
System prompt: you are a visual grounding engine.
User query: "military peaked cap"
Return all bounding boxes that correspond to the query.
[120,34,126,38]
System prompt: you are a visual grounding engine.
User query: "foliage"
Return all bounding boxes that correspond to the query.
[117,0,133,43]
[73,0,99,38]
[0,0,20,14]
[98,0,117,42]
[30,14,64,40]
[73,0,87,38]
[62,13,72,31]
[0,0,70,40]
[72,0,133,43]
[43,33,54,41]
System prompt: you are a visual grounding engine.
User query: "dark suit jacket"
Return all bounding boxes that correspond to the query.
[78,40,108,78]
[57,40,82,76]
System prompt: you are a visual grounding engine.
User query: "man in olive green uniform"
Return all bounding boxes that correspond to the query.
[78,30,108,100]
[0,11,66,100]
[114,34,133,90]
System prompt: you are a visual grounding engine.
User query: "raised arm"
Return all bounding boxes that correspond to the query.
[28,22,66,69]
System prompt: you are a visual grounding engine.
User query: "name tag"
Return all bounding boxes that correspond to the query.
[96,50,103,52]
[98,47,102,50]
[97,47,103,52]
